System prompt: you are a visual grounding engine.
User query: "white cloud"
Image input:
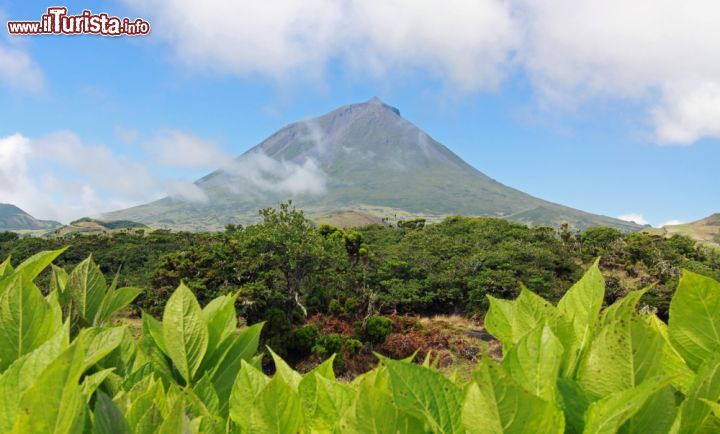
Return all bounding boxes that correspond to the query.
[146,130,229,169]
[618,213,648,225]
[123,0,518,91]
[165,181,209,203]
[125,0,720,144]
[0,129,327,223]
[652,81,720,144]
[0,132,157,222]
[518,0,720,145]
[218,152,327,197]
[0,43,44,91]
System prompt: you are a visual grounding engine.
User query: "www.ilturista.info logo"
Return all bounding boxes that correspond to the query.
[7,7,150,36]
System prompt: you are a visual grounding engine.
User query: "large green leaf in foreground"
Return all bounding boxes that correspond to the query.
[162,283,209,384]
[0,250,720,433]
[669,270,720,371]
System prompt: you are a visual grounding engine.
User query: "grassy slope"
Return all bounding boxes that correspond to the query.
[646,213,720,248]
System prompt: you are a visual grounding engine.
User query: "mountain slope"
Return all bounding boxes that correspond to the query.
[653,214,720,247]
[106,98,643,232]
[51,217,148,237]
[0,204,61,231]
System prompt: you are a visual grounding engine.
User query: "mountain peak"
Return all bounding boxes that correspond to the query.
[106,100,645,233]
[0,203,61,231]
[365,96,401,116]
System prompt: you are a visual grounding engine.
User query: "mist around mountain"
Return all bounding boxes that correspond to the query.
[106,98,644,232]
[0,203,62,231]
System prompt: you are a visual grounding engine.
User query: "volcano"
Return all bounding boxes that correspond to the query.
[105,98,643,232]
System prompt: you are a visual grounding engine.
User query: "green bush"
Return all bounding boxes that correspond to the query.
[344,296,360,313]
[312,333,342,357]
[365,315,393,344]
[290,325,321,355]
[343,338,363,354]
[328,299,344,316]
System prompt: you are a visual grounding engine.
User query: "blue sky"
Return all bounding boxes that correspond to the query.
[1,0,718,226]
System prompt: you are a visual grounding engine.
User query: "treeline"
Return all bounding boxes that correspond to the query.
[1,203,719,358]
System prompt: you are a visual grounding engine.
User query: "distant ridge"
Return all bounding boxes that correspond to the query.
[51,217,148,237]
[106,98,644,232]
[650,213,720,247]
[0,203,61,231]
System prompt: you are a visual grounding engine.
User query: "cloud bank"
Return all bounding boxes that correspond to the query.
[0,128,330,223]
[125,0,720,145]
[217,152,327,197]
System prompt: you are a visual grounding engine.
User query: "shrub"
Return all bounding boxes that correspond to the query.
[344,296,360,313]
[343,338,363,354]
[289,325,321,355]
[365,315,393,344]
[328,299,344,316]
[321,333,343,354]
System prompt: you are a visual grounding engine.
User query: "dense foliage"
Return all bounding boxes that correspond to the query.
[1,203,719,360]
[3,250,720,432]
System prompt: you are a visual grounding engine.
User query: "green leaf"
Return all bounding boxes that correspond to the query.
[600,287,648,327]
[49,264,68,297]
[248,375,304,434]
[577,315,663,398]
[309,375,356,432]
[699,398,720,418]
[67,256,108,324]
[502,324,563,402]
[487,287,574,345]
[463,359,564,434]
[674,355,720,434]
[385,358,464,434]
[485,295,514,345]
[269,346,302,390]
[95,287,143,326]
[0,322,68,432]
[298,355,337,419]
[202,292,238,354]
[162,283,209,384]
[10,342,87,434]
[646,314,695,394]
[0,257,13,278]
[157,395,186,434]
[669,270,720,371]
[212,322,263,407]
[79,326,125,371]
[141,312,168,356]
[557,259,605,374]
[192,374,220,416]
[339,369,420,434]
[582,376,672,434]
[229,360,269,430]
[81,368,115,401]
[620,385,677,434]
[92,391,131,434]
[0,249,66,295]
[123,376,164,434]
[557,378,592,434]
[0,274,60,370]
[513,287,559,342]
